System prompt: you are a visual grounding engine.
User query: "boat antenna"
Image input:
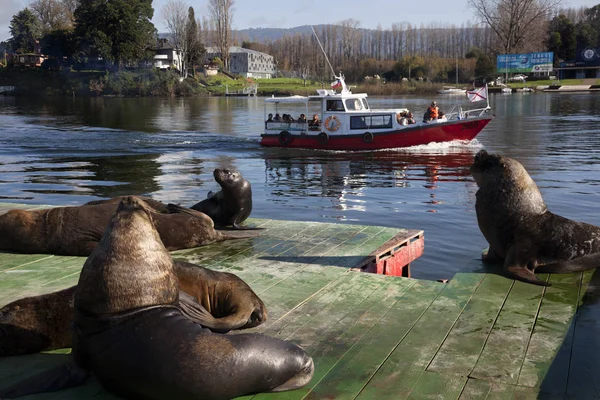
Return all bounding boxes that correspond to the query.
[311,26,336,79]
[311,25,349,93]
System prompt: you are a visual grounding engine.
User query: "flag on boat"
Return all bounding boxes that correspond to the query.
[331,79,342,89]
[467,86,487,102]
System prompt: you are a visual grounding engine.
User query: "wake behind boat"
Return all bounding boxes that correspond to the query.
[260,77,493,151]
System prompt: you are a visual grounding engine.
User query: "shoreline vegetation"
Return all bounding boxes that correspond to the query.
[0,67,593,98]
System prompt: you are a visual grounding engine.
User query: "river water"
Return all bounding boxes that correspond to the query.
[1,92,600,282]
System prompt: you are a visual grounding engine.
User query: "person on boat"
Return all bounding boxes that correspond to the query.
[423,101,439,123]
[298,114,307,123]
[274,113,281,121]
[405,112,416,124]
[267,113,273,122]
[308,114,320,128]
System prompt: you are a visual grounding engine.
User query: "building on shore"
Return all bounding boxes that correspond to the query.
[205,46,275,79]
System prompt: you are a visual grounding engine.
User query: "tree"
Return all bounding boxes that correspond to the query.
[162,0,188,74]
[74,0,157,68]
[30,0,71,34]
[9,8,42,54]
[185,7,205,78]
[209,0,234,71]
[62,0,79,25]
[468,0,560,54]
[547,14,576,63]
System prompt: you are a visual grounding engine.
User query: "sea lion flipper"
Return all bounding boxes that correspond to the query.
[503,245,551,287]
[0,362,89,399]
[232,210,265,231]
[177,291,238,333]
[481,247,503,264]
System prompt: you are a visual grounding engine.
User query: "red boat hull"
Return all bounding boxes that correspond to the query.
[260,117,493,151]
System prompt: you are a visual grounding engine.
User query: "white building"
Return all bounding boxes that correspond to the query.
[205,46,275,79]
[153,38,183,71]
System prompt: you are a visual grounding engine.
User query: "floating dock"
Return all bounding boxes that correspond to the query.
[0,203,597,399]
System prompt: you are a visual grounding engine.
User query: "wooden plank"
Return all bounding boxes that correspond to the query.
[353,273,485,400]
[404,370,467,399]
[251,278,443,400]
[566,269,600,399]
[0,254,56,272]
[469,276,548,384]
[517,272,586,389]
[427,274,513,376]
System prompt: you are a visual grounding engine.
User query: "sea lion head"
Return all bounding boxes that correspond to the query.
[471,150,547,215]
[214,168,247,190]
[75,196,179,316]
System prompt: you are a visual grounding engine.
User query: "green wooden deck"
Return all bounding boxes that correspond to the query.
[0,203,598,399]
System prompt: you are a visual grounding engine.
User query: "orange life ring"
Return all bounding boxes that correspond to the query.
[324,115,340,131]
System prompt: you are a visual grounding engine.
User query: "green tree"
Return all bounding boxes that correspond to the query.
[185,7,205,78]
[74,0,157,68]
[466,48,496,79]
[9,8,42,54]
[40,29,76,63]
[547,14,576,64]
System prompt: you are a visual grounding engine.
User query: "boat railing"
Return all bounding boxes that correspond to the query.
[265,121,309,133]
[445,104,491,120]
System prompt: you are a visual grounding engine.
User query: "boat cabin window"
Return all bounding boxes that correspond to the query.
[344,99,363,111]
[326,99,345,111]
[350,115,393,130]
[361,98,370,110]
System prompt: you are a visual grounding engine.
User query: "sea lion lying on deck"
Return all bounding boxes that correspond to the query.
[0,199,257,256]
[0,196,313,399]
[85,168,260,230]
[471,150,600,286]
[0,260,267,356]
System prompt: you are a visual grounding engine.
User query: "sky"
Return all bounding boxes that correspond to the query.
[2,0,600,42]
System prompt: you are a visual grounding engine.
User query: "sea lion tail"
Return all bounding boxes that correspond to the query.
[505,265,551,287]
[536,253,600,274]
[0,362,89,399]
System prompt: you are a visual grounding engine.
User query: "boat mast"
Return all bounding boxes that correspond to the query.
[311,26,349,93]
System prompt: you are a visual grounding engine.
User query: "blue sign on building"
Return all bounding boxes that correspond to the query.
[497,52,554,73]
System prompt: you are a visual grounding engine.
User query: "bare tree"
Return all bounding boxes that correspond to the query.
[61,0,79,25]
[469,0,560,54]
[209,0,234,71]
[30,0,71,33]
[162,0,188,75]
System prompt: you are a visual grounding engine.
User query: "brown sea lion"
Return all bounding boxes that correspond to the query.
[0,260,267,356]
[191,168,260,229]
[0,196,312,399]
[471,150,600,286]
[0,200,257,256]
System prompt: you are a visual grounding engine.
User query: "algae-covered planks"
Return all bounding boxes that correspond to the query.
[354,273,485,400]
[426,273,513,377]
[469,276,548,384]
[517,271,590,390]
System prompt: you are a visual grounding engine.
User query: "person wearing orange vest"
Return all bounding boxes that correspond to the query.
[423,101,439,122]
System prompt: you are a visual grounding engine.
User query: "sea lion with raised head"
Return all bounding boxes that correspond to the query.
[0,196,312,399]
[0,200,257,256]
[0,260,267,356]
[471,150,600,286]
[191,168,260,229]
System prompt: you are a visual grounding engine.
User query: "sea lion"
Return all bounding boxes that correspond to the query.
[0,260,267,356]
[0,196,312,399]
[0,200,257,256]
[191,168,260,229]
[471,150,600,286]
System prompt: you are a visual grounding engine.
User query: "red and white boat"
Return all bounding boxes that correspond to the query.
[260,76,493,151]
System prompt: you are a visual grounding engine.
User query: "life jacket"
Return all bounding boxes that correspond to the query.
[427,106,438,120]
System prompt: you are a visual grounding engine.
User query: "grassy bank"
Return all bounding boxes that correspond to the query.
[1,67,598,97]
